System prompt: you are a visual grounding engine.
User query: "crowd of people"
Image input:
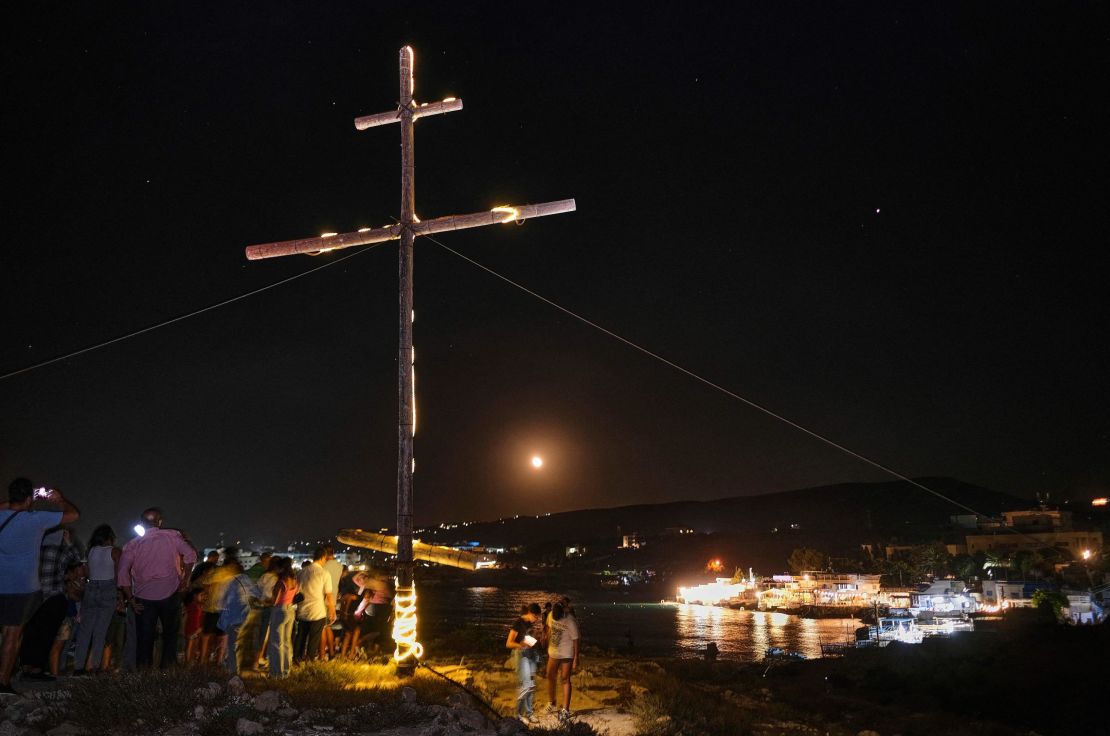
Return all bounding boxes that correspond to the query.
[3,477,585,726]
[0,479,397,695]
[505,596,580,724]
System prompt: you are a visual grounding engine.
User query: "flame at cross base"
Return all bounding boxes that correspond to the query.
[392,581,423,663]
[337,529,484,664]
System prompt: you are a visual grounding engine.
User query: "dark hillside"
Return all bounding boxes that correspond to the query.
[420,477,1029,571]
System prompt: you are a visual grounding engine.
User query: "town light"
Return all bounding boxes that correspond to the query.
[677,579,746,605]
[492,205,520,223]
[1093,498,1108,507]
[1082,549,1092,560]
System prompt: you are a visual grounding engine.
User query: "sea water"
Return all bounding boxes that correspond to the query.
[419,586,862,660]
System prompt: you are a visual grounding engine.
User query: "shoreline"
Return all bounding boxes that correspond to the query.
[2,611,1100,736]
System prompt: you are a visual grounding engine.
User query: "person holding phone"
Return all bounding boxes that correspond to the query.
[0,478,79,695]
[506,603,542,724]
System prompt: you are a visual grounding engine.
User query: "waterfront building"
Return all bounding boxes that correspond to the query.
[875,587,914,609]
[958,506,1102,560]
[980,580,1050,609]
[621,533,642,549]
[910,580,977,614]
[965,528,1101,559]
[758,572,881,609]
[1062,591,1105,625]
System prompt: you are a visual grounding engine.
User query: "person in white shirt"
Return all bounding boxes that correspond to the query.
[293,547,335,661]
[320,545,343,659]
[254,557,279,670]
[544,602,579,720]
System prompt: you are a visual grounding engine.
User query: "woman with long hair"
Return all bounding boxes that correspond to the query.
[72,525,120,675]
[266,557,299,678]
[544,602,580,721]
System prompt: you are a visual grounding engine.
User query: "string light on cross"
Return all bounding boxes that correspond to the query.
[244,46,575,673]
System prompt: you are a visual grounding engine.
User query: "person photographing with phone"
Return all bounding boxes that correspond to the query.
[0,478,80,695]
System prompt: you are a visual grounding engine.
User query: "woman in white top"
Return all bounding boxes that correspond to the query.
[72,524,120,674]
[544,603,580,719]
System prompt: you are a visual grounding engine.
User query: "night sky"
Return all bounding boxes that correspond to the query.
[2,4,1108,547]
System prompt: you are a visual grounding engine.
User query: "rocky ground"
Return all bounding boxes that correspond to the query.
[5,624,1088,736]
[0,657,628,736]
[1,673,520,736]
[0,655,829,736]
[429,658,637,736]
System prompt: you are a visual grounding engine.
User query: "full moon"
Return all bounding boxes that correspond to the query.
[531,455,544,468]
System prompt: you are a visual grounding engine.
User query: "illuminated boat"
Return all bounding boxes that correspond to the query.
[856,616,924,646]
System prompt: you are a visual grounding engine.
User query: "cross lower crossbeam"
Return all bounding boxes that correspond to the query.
[244,198,576,260]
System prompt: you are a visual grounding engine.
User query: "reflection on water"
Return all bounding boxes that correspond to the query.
[420,587,860,661]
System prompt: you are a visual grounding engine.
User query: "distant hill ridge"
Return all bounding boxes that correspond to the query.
[426,477,1030,552]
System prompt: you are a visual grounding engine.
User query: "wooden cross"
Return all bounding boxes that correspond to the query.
[244,45,574,672]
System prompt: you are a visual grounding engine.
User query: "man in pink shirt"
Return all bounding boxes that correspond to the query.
[117,507,197,668]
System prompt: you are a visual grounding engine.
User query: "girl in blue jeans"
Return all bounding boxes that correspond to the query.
[505,603,543,723]
[267,557,299,678]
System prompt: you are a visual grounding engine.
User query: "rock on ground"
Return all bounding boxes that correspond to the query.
[454,708,487,731]
[252,690,283,713]
[236,717,265,736]
[495,719,526,736]
[45,724,90,736]
[0,721,38,736]
[163,726,198,736]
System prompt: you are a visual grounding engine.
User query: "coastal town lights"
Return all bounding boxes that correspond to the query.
[678,579,746,605]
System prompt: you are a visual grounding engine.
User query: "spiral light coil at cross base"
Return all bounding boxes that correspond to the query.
[392,580,424,663]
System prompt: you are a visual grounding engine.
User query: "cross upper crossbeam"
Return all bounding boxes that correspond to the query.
[354,97,463,129]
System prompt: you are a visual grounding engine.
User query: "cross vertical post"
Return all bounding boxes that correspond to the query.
[395,46,418,674]
[243,45,574,674]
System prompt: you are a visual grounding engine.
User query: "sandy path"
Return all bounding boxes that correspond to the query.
[430,659,639,736]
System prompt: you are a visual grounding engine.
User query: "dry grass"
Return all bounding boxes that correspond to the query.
[248,659,457,709]
[51,660,476,734]
[526,722,603,736]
